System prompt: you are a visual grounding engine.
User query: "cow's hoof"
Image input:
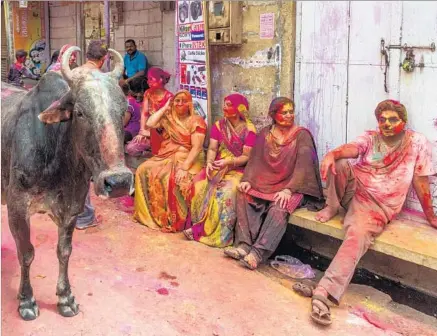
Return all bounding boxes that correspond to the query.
[18,297,40,321]
[57,293,79,317]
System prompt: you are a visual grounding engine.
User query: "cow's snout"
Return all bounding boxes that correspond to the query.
[95,168,133,198]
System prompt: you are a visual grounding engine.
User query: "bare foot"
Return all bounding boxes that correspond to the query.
[315,206,339,223]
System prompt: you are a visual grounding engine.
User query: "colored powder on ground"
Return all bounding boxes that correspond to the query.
[159,271,177,280]
[156,288,169,295]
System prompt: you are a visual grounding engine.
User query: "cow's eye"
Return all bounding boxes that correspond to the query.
[76,110,84,118]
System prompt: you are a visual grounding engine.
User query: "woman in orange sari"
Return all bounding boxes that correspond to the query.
[133,90,207,232]
[183,93,257,247]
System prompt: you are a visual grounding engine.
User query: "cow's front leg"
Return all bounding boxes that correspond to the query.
[56,217,79,317]
[8,206,39,320]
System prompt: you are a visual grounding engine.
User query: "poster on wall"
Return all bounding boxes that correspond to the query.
[11,1,48,76]
[176,0,210,124]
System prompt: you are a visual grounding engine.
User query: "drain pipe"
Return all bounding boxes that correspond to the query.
[103,0,110,71]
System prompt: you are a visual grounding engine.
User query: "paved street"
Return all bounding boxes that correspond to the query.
[2,193,436,336]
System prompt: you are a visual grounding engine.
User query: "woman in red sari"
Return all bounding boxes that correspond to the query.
[133,90,207,232]
[224,97,324,269]
[183,93,257,247]
[126,67,173,156]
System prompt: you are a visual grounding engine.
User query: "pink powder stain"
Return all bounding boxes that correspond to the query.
[170,281,179,287]
[99,123,123,167]
[119,196,134,208]
[156,288,169,295]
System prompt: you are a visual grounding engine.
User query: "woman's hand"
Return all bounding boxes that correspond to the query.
[212,159,230,170]
[238,182,252,193]
[274,190,292,209]
[163,97,173,113]
[132,129,150,144]
[206,162,215,180]
[175,169,189,184]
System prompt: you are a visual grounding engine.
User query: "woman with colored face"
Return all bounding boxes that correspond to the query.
[224,97,323,270]
[183,93,257,247]
[133,90,207,233]
[127,67,173,157]
[46,44,79,72]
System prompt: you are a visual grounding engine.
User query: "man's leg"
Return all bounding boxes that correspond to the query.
[311,196,387,324]
[316,159,356,222]
[76,191,96,230]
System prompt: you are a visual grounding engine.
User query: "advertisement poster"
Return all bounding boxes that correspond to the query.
[176,0,210,123]
[11,1,48,76]
[260,13,275,39]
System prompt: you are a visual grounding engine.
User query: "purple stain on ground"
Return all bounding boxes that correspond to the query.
[433,118,437,129]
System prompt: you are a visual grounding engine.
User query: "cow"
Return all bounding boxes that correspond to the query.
[1,46,134,321]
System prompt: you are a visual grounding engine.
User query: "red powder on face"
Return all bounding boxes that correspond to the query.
[156,288,169,295]
[392,121,405,135]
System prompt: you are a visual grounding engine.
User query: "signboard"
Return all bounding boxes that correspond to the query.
[260,13,275,39]
[176,0,210,124]
[11,1,48,76]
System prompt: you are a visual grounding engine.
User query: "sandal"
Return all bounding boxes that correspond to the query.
[183,229,194,241]
[240,253,260,270]
[310,294,332,326]
[292,280,316,297]
[223,247,248,260]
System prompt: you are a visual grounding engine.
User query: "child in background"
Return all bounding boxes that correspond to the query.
[7,49,40,87]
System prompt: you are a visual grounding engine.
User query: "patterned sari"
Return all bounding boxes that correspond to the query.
[133,90,207,232]
[189,117,257,247]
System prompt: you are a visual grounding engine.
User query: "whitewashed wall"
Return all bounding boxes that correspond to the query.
[295,1,437,213]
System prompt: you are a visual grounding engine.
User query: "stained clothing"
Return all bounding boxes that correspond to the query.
[189,118,257,247]
[318,130,435,304]
[7,63,39,87]
[234,126,324,261]
[124,50,147,78]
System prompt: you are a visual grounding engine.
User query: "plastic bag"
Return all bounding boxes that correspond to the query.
[270,255,315,279]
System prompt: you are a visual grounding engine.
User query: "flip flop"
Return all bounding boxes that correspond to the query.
[239,253,260,270]
[292,280,316,297]
[183,229,194,241]
[224,247,248,260]
[310,294,332,326]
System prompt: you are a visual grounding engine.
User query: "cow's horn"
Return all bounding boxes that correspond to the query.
[106,48,124,80]
[61,46,81,86]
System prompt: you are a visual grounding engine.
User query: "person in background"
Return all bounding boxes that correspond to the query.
[120,39,148,88]
[7,49,40,87]
[126,67,173,157]
[47,44,79,72]
[46,49,60,72]
[122,80,142,144]
[73,40,109,230]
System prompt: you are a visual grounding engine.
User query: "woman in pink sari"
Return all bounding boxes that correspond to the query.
[183,93,257,247]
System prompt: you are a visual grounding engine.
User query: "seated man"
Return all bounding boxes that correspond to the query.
[120,39,148,89]
[223,97,324,269]
[295,99,436,326]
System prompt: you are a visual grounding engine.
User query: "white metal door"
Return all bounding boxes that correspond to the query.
[295,1,437,212]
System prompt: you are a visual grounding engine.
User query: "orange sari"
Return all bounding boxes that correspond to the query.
[133,90,207,232]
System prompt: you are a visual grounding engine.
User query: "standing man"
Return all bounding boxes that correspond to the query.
[120,39,148,87]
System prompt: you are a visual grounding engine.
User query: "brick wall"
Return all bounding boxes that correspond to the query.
[48,2,78,56]
[113,1,165,68]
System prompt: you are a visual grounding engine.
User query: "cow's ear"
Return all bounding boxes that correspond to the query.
[38,91,74,124]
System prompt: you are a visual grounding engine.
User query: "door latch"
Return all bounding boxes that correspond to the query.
[380,38,436,92]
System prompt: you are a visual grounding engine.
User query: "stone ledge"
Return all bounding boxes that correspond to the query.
[289,208,437,271]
